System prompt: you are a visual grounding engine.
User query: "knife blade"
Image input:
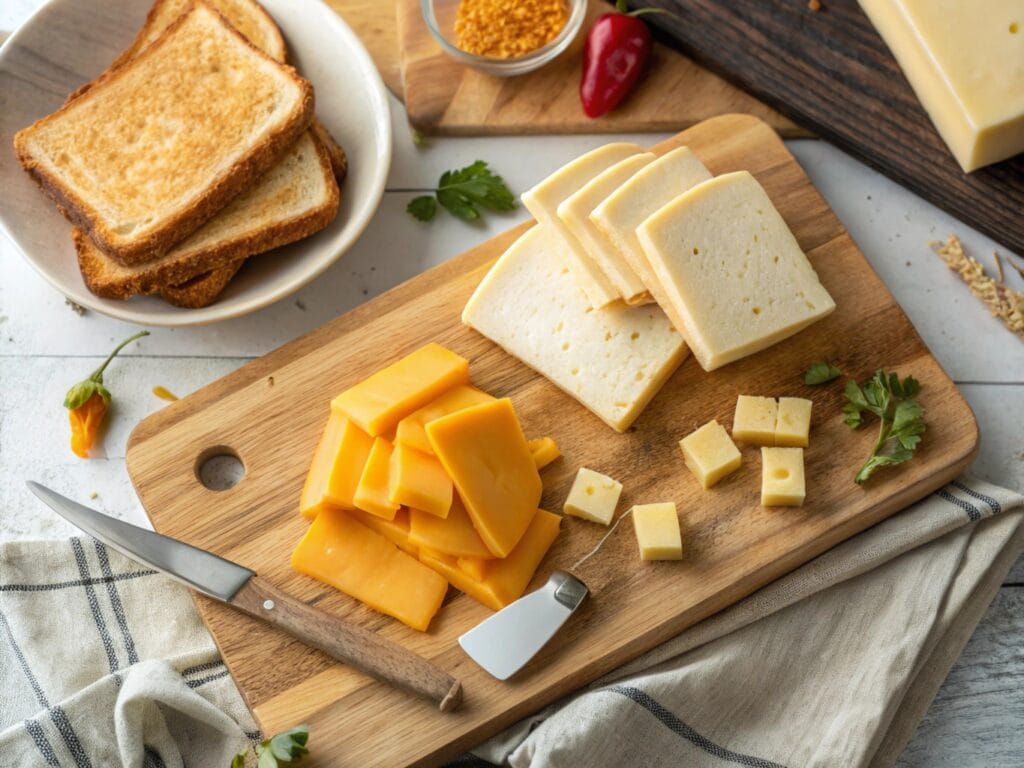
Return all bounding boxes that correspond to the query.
[459,570,588,680]
[26,481,462,712]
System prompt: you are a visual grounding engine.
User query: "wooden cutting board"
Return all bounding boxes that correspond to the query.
[643,0,1024,256]
[126,114,977,767]
[393,0,808,136]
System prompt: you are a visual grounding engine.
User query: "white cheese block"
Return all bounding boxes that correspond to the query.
[591,146,712,301]
[557,153,656,303]
[858,0,1024,172]
[521,143,645,309]
[462,225,688,432]
[637,171,835,372]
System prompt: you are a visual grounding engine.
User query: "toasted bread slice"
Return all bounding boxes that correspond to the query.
[76,131,339,299]
[160,260,245,307]
[15,1,314,264]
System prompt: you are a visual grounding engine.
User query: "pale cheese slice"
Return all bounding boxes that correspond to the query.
[557,153,656,303]
[637,171,835,371]
[521,143,645,309]
[591,146,712,301]
[462,225,688,432]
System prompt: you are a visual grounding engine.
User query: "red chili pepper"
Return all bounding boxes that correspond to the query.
[580,2,660,118]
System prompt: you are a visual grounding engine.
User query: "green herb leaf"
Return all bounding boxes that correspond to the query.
[407,195,437,222]
[242,725,309,768]
[803,361,842,385]
[407,161,515,223]
[843,370,926,484]
[231,753,247,768]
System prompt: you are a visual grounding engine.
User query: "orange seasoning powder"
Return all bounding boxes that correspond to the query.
[455,0,569,59]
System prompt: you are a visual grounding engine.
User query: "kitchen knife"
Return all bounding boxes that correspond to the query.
[26,481,462,712]
[459,570,588,680]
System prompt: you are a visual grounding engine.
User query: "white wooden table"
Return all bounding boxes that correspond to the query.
[1,2,1022,763]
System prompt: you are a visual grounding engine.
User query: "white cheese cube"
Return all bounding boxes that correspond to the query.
[636,171,835,371]
[859,0,1024,172]
[558,154,656,303]
[679,420,741,490]
[775,397,812,447]
[591,146,712,302]
[563,467,623,525]
[522,143,645,309]
[632,503,682,560]
[761,447,805,506]
[732,395,778,445]
[462,225,688,432]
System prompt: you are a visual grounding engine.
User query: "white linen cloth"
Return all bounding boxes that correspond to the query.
[0,476,1021,768]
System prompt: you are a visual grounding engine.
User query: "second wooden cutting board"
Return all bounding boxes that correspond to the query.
[127,115,977,766]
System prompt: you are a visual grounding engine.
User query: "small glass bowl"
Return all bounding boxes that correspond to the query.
[421,0,588,77]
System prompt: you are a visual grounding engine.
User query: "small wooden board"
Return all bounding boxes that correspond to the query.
[394,0,808,137]
[127,115,977,767]
[644,0,1024,257]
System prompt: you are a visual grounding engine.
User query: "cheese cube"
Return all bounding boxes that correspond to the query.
[528,437,561,470]
[859,0,1024,172]
[353,437,400,520]
[761,447,805,506]
[557,153,655,303]
[522,143,645,308]
[636,171,835,371]
[462,226,688,432]
[632,503,682,561]
[591,146,712,302]
[679,420,742,489]
[775,397,812,447]
[387,443,453,518]
[732,395,778,445]
[563,467,623,525]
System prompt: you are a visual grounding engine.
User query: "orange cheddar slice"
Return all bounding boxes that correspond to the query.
[348,507,415,556]
[528,437,561,470]
[395,385,494,455]
[408,494,493,559]
[299,414,373,519]
[457,556,488,582]
[419,508,561,610]
[353,437,400,520]
[331,343,470,436]
[292,508,447,631]
[426,398,542,558]
[388,443,453,518]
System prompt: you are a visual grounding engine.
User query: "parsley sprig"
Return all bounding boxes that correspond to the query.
[232,725,309,768]
[842,371,926,484]
[803,361,842,385]
[408,161,516,223]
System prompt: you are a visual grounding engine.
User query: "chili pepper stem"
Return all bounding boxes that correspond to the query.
[88,330,149,383]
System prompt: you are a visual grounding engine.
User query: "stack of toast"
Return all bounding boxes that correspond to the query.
[14,0,345,309]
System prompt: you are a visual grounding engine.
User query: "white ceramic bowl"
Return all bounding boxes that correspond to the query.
[0,0,392,327]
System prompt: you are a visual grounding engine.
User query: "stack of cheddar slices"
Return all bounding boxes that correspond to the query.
[291,343,563,632]
[13,0,345,309]
[463,143,836,431]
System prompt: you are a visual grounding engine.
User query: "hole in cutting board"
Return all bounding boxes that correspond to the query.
[196,446,245,491]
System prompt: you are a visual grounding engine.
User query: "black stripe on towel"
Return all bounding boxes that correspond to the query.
[93,541,140,665]
[187,669,230,688]
[952,481,1002,515]
[0,607,50,709]
[144,747,168,768]
[937,489,982,522]
[24,719,61,767]
[0,570,157,593]
[70,538,120,673]
[181,660,224,677]
[49,706,92,768]
[608,685,787,768]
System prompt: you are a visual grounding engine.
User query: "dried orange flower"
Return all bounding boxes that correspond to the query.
[455,0,569,59]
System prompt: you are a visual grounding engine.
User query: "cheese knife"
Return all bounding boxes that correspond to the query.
[459,570,588,680]
[26,481,462,712]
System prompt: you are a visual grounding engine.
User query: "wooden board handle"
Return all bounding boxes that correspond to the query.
[229,576,462,712]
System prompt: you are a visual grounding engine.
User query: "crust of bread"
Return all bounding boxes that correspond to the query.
[75,134,340,299]
[160,260,245,307]
[312,118,348,184]
[14,0,314,265]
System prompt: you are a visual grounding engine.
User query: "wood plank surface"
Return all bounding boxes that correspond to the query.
[325,0,403,96]
[640,0,1024,257]
[395,0,809,137]
[125,114,978,767]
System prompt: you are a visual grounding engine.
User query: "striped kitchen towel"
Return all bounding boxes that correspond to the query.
[0,475,1021,767]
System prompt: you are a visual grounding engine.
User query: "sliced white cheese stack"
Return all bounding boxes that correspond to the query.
[462,225,688,432]
[557,153,656,304]
[591,146,712,301]
[637,171,835,371]
[521,143,644,309]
